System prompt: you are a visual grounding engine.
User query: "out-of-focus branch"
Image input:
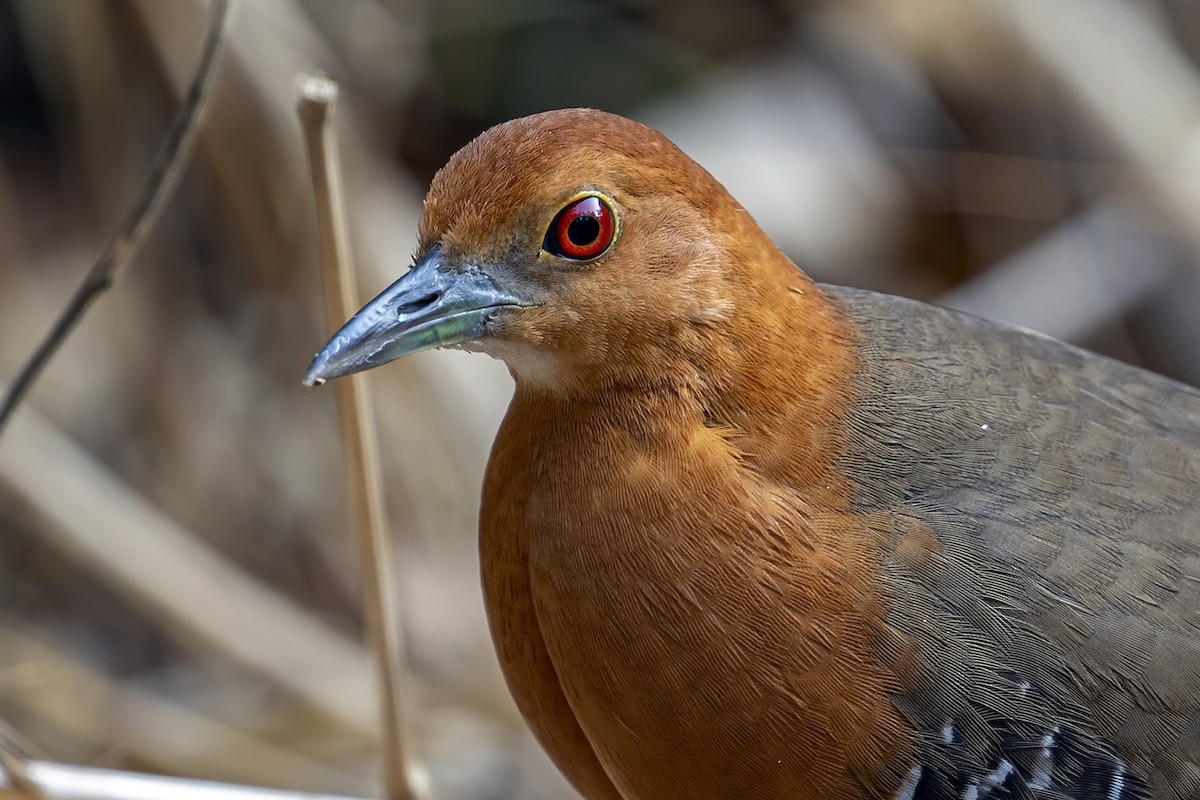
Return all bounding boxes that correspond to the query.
[0,0,232,433]
[851,0,1200,248]
[0,380,377,736]
[980,0,1200,245]
[0,623,360,793]
[0,762,365,800]
[938,201,1179,341]
[296,73,420,800]
[0,750,46,800]
[0,150,20,260]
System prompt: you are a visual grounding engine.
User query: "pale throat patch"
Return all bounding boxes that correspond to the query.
[460,338,574,393]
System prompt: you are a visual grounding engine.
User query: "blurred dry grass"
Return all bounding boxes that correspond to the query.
[1,0,1200,798]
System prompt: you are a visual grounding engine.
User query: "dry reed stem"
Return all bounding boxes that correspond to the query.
[856,0,1200,248]
[296,75,418,800]
[938,201,1177,341]
[0,150,20,260]
[28,0,132,231]
[979,0,1200,245]
[0,623,358,793]
[0,0,233,432]
[0,383,378,735]
[0,762,365,800]
[0,750,46,800]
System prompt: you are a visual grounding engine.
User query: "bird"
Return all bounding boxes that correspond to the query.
[304,108,1200,800]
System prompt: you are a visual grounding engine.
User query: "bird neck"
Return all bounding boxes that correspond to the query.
[505,258,859,505]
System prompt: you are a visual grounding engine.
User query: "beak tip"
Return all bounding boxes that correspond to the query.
[303,357,332,388]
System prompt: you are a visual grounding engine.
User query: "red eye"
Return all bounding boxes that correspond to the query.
[544,195,616,261]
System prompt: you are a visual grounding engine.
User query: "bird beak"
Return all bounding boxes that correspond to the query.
[303,247,527,386]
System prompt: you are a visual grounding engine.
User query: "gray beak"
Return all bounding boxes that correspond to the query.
[303,247,526,386]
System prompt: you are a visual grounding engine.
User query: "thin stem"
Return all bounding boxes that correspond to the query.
[0,761,365,800]
[296,74,419,800]
[0,0,233,434]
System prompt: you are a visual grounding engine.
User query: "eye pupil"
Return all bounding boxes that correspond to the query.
[545,194,616,261]
[567,215,600,246]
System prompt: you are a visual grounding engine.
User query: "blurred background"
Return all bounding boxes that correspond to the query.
[1,0,1199,797]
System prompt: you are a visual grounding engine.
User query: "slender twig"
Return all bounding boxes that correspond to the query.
[296,75,419,800]
[0,761,365,800]
[0,0,233,434]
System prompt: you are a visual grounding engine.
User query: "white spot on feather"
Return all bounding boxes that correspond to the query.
[987,760,1014,788]
[962,759,1014,800]
[1109,766,1126,800]
[1028,727,1058,790]
[895,765,922,800]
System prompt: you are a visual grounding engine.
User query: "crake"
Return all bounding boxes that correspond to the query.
[306,108,1200,800]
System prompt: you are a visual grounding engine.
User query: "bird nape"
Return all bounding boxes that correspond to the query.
[305,108,1200,800]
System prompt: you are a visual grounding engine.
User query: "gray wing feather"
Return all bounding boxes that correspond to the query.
[826,285,1200,800]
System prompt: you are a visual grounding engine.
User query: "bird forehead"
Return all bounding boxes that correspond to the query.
[418,109,698,251]
[422,153,582,250]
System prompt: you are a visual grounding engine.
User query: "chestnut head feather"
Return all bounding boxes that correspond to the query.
[305,108,820,398]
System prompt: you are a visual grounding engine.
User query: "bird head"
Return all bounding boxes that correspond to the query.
[304,108,814,397]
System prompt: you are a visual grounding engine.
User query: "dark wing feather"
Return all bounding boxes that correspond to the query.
[827,285,1200,800]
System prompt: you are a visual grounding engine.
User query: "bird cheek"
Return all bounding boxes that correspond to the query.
[490,301,562,340]
[483,305,583,366]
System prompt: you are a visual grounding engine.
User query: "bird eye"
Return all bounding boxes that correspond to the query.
[543,195,616,261]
